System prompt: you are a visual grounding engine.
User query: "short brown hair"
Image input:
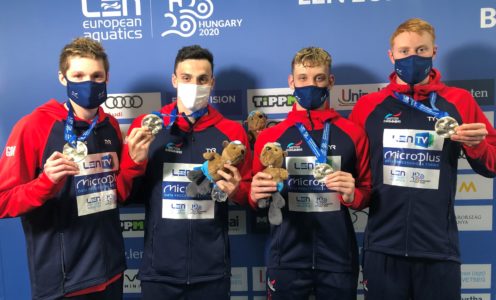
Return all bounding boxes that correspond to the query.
[291,47,332,73]
[390,18,436,48]
[174,45,214,74]
[59,37,109,76]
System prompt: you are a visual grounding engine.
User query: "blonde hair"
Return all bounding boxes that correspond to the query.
[291,47,332,73]
[390,18,436,48]
[59,37,109,76]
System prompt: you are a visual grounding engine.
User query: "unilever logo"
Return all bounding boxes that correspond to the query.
[161,0,242,38]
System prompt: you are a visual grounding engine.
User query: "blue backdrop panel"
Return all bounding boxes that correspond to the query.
[1,1,495,299]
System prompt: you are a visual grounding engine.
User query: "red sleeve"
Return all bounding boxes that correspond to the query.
[442,88,496,177]
[115,115,148,203]
[335,119,372,210]
[216,119,253,206]
[0,115,64,218]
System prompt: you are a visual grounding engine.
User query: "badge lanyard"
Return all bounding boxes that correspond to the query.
[393,92,449,119]
[295,121,330,164]
[64,102,98,147]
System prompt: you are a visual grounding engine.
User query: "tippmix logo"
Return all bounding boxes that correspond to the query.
[80,0,144,41]
[161,0,243,38]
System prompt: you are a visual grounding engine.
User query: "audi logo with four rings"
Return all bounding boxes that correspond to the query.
[105,95,144,109]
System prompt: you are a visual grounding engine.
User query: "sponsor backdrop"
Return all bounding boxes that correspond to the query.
[1,0,495,299]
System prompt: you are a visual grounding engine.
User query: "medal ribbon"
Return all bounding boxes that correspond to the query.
[295,121,330,164]
[152,106,209,129]
[64,102,98,147]
[393,92,448,118]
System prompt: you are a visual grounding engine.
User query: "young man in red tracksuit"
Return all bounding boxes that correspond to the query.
[122,45,252,300]
[250,46,372,300]
[0,37,153,299]
[349,18,496,300]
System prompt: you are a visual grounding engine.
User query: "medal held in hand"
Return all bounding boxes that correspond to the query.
[435,116,459,138]
[295,121,334,182]
[63,102,97,162]
[394,92,459,138]
[313,163,334,182]
[211,185,228,202]
[63,141,88,163]
[141,113,164,135]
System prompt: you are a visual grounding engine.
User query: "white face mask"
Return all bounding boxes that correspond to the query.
[177,83,211,112]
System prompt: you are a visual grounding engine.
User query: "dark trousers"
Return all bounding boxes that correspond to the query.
[362,251,461,300]
[61,276,123,300]
[266,268,358,300]
[141,277,230,300]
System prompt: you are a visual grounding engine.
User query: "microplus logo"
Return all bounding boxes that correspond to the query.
[161,0,243,38]
[81,0,144,41]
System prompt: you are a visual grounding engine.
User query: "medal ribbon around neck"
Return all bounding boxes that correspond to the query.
[64,101,98,148]
[393,92,448,119]
[295,121,331,164]
[151,106,209,130]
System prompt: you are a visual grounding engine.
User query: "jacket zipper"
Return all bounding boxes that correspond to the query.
[312,230,316,269]
[59,232,67,293]
[187,133,194,284]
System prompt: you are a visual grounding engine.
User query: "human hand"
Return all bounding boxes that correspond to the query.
[44,151,80,183]
[324,171,355,203]
[216,164,242,198]
[450,123,487,147]
[250,171,277,203]
[126,127,155,163]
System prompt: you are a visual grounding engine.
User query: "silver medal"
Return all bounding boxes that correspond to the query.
[313,163,334,181]
[435,116,459,138]
[141,114,163,135]
[211,185,228,202]
[63,141,88,162]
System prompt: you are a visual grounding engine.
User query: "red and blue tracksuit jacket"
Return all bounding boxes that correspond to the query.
[0,100,144,300]
[349,69,496,262]
[123,102,252,285]
[250,105,372,273]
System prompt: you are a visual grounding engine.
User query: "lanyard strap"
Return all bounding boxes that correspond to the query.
[295,121,330,164]
[393,92,448,118]
[152,107,209,129]
[64,102,98,147]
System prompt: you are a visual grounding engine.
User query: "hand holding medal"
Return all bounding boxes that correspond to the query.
[394,92,459,139]
[435,116,459,138]
[63,141,88,163]
[313,163,334,182]
[63,102,97,162]
[141,113,164,136]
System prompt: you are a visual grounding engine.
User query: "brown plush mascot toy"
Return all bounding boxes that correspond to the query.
[186,140,246,202]
[258,142,288,225]
[245,110,267,145]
